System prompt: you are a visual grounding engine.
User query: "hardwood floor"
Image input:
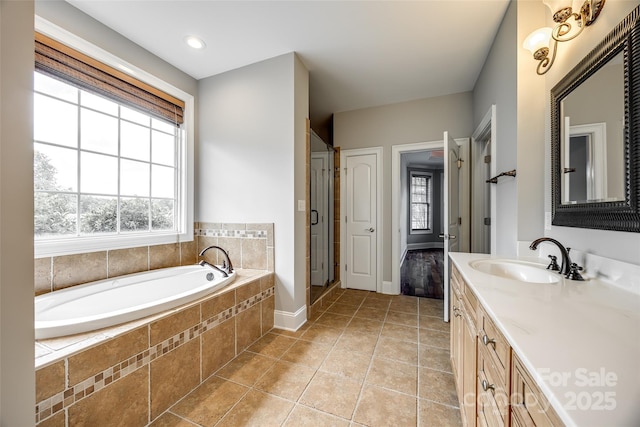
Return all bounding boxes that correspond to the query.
[401,249,444,299]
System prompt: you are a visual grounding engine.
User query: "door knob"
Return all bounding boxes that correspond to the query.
[366,227,375,232]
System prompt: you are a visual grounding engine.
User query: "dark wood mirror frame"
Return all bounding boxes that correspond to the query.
[551,5,640,232]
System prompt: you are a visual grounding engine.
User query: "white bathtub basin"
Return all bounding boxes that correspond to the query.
[469,259,561,284]
[35,265,236,339]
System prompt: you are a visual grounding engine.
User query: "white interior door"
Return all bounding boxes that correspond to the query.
[345,153,377,291]
[310,155,325,287]
[443,131,460,322]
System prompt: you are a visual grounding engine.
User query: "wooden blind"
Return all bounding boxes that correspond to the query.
[35,32,185,125]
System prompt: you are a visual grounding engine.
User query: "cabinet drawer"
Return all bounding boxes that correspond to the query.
[478,346,509,426]
[511,354,563,427]
[478,306,510,383]
[477,364,504,427]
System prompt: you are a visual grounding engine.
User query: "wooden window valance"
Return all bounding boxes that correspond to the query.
[35,32,185,125]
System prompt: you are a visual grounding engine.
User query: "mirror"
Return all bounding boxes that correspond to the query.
[310,130,335,303]
[550,5,640,232]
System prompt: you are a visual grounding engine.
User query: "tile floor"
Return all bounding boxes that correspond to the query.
[150,289,463,427]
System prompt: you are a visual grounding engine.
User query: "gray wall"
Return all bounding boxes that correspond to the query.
[1,1,36,424]
[197,53,309,317]
[334,92,473,282]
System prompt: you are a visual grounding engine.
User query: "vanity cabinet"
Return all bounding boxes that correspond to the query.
[450,265,563,427]
[451,265,479,427]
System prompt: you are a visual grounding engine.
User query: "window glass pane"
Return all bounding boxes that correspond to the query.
[120,197,149,232]
[121,159,150,197]
[34,193,77,237]
[411,203,427,230]
[81,152,118,194]
[81,109,118,154]
[34,94,78,147]
[121,121,150,161]
[152,118,176,133]
[121,106,149,125]
[34,143,77,192]
[80,195,117,234]
[151,165,175,198]
[80,91,118,115]
[34,73,77,102]
[152,199,174,231]
[152,130,175,166]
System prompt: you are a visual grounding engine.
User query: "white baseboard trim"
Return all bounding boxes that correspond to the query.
[273,306,307,331]
[381,281,398,295]
[400,248,408,266]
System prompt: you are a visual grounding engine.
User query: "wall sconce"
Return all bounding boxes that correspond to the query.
[523,0,606,75]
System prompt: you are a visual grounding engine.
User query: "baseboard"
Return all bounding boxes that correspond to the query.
[381,281,398,295]
[407,242,444,251]
[273,306,307,331]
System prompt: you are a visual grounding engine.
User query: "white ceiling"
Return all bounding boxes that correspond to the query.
[66,0,510,130]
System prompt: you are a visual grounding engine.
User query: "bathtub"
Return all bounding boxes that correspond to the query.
[35,265,236,340]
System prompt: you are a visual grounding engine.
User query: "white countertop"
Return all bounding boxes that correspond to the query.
[449,252,640,427]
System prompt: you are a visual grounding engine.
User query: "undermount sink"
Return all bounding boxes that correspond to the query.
[469,259,561,284]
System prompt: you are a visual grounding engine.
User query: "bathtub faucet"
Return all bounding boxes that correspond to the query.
[198,245,234,276]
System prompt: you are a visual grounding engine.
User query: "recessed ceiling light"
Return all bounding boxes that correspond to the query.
[184,36,206,50]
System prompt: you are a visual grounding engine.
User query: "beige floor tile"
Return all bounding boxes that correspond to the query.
[345,317,383,335]
[334,330,378,355]
[385,310,419,327]
[284,404,350,427]
[366,357,417,395]
[319,347,372,381]
[419,399,462,426]
[148,412,195,427]
[215,352,276,386]
[216,389,294,427]
[375,336,418,365]
[419,328,450,349]
[389,297,419,314]
[353,384,417,427]
[419,299,445,317]
[281,340,333,368]
[300,371,363,419]
[254,361,316,401]
[270,324,310,339]
[314,312,352,329]
[419,367,459,407]
[380,322,419,343]
[335,291,368,307]
[170,376,248,426]
[354,306,387,321]
[247,332,298,358]
[300,323,344,345]
[419,315,450,332]
[419,345,453,372]
[325,302,359,317]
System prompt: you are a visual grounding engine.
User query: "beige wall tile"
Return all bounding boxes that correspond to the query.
[215,237,241,269]
[68,327,148,386]
[149,243,180,270]
[199,222,221,231]
[180,240,198,266]
[201,318,236,379]
[222,223,244,231]
[67,367,149,427]
[260,273,274,291]
[53,251,107,290]
[261,296,274,332]
[201,290,235,320]
[35,257,52,296]
[236,278,260,302]
[241,238,267,270]
[236,304,261,351]
[267,247,274,272]
[150,305,200,346]
[36,360,65,402]
[108,247,148,278]
[150,339,201,420]
[197,236,218,264]
[37,411,65,427]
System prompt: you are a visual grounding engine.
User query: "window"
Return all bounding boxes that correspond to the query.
[410,171,432,232]
[33,27,194,257]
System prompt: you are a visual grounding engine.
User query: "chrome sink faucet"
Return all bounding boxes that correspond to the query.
[529,237,573,277]
[198,245,234,277]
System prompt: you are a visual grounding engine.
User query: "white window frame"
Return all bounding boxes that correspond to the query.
[409,170,433,235]
[34,16,194,258]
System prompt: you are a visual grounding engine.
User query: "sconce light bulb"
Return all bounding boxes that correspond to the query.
[523,27,552,55]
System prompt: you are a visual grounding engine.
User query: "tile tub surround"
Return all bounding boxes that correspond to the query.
[35,270,275,426]
[35,223,274,296]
